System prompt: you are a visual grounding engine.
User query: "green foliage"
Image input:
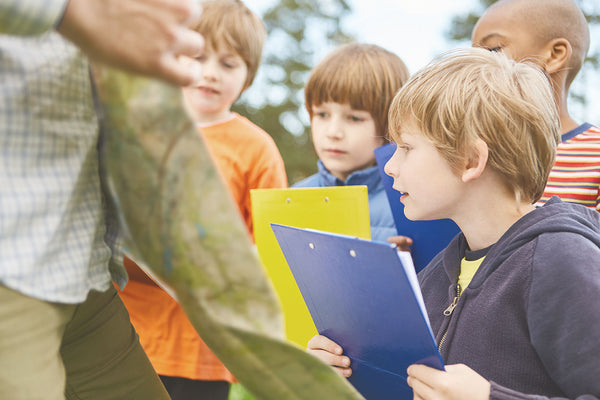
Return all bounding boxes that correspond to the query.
[445,0,600,112]
[233,1,355,184]
[229,383,256,400]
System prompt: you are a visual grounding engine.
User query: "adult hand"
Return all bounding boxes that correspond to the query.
[407,364,490,400]
[307,335,352,378]
[57,0,204,86]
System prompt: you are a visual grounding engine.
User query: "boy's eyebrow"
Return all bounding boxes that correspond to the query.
[475,33,506,46]
[220,52,240,59]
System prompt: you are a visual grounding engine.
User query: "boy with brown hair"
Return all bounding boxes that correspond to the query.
[119,1,287,399]
[294,42,412,246]
[308,48,600,399]
[472,0,600,211]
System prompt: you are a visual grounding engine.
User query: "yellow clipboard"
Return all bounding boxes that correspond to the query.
[251,186,370,347]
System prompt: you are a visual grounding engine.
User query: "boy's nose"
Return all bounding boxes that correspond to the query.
[384,157,396,178]
[202,61,218,81]
[326,119,344,139]
[327,129,344,140]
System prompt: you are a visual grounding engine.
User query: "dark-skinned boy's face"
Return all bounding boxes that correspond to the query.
[471,4,548,68]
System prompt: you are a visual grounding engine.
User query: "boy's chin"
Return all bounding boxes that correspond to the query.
[403,207,435,222]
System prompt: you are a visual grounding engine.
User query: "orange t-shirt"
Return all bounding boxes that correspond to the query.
[119,113,288,381]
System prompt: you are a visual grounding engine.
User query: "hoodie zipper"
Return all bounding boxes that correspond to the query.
[438,283,462,352]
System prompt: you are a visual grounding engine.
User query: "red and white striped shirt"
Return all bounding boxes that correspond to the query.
[538,123,600,211]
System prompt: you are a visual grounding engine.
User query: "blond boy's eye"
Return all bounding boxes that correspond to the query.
[222,60,238,69]
[488,46,503,52]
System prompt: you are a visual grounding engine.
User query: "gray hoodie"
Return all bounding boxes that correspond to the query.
[419,197,600,400]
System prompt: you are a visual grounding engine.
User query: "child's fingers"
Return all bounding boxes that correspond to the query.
[406,374,435,399]
[308,348,352,369]
[332,365,353,378]
[386,235,413,251]
[307,335,351,370]
[307,334,343,354]
[308,349,352,377]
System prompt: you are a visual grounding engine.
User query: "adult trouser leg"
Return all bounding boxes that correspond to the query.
[0,284,76,400]
[61,285,170,400]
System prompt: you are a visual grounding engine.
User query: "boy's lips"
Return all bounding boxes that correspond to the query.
[394,188,408,201]
[197,85,219,95]
[324,148,346,156]
[399,192,409,204]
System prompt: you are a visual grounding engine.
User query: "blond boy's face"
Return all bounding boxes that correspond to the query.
[182,44,248,123]
[384,119,463,222]
[471,5,547,67]
[310,102,384,182]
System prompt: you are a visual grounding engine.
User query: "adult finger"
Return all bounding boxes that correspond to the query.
[157,52,202,87]
[158,0,202,25]
[171,26,205,59]
[183,0,203,27]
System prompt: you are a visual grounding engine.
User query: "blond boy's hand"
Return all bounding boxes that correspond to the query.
[58,0,204,86]
[387,235,413,252]
[407,363,490,400]
[307,335,352,378]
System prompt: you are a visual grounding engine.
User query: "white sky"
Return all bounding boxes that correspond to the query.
[342,0,480,73]
[247,0,600,125]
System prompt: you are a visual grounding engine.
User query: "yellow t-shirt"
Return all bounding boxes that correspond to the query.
[458,255,485,290]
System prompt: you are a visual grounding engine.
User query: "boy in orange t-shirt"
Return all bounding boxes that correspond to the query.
[119,1,287,399]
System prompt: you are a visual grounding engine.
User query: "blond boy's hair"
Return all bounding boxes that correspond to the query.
[305,43,409,140]
[389,48,560,204]
[193,0,265,90]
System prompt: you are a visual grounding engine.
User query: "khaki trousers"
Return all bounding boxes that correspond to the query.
[0,284,170,400]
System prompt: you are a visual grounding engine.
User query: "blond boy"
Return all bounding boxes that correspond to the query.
[119,1,287,399]
[472,0,600,211]
[308,48,600,399]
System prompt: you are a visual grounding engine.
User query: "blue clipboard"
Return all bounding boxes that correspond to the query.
[374,143,461,272]
[271,223,444,400]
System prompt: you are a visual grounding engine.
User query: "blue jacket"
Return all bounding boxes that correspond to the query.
[293,160,396,242]
[420,197,600,399]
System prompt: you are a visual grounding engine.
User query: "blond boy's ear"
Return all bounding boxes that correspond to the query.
[543,38,572,75]
[462,139,488,183]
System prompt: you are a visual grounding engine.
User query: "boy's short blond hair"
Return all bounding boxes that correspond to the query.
[389,48,560,204]
[305,43,409,140]
[192,0,265,90]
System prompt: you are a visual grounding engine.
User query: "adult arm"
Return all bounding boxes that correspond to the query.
[0,0,66,35]
[0,0,205,86]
